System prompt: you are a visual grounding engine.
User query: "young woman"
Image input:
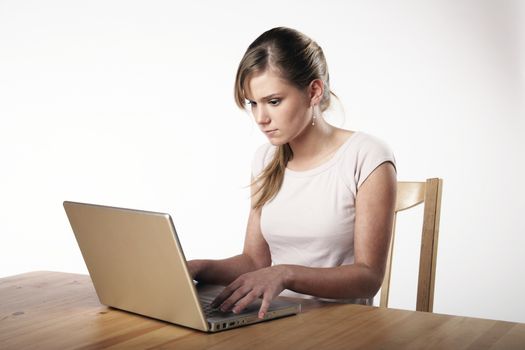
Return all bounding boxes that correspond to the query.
[188,27,397,319]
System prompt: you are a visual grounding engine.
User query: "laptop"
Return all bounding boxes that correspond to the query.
[63,201,301,332]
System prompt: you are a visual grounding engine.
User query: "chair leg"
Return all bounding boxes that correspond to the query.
[416,178,443,312]
[380,214,397,308]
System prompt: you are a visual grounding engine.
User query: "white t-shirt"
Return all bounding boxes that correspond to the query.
[251,131,396,304]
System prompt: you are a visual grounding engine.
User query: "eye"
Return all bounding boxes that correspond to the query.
[246,100,257,108]
[269,99,281,106]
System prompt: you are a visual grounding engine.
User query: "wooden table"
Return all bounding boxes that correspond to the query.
[1,271,524,349]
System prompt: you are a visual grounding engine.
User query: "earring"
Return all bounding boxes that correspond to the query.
[311,115,316,126]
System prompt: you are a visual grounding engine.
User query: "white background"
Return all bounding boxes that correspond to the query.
[1,0,524,323]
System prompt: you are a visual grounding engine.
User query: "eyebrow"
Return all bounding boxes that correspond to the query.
[246,93,282,102]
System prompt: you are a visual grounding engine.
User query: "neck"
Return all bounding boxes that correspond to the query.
[288,118,336,161]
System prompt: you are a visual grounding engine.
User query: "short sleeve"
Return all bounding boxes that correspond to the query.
[251,143,275,178]
[340,132,397,197]
[354,134,397,189]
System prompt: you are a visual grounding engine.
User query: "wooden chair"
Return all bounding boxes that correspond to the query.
[379,178,443,312]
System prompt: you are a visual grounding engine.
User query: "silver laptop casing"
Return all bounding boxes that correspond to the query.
[63,201,300,332]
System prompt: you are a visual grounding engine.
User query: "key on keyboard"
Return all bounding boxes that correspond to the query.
[199,295,221,316]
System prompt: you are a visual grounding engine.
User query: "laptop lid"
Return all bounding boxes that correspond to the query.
[63,201,209,331]
[63,201,300,332]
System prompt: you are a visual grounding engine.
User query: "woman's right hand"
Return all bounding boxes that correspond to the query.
[186,259,204,281]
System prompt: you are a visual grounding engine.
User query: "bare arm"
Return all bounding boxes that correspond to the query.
[214,162,396,316]
[282,161,397,298]
[187,176,271,285]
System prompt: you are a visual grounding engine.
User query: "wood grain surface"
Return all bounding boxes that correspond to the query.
[1,271,524,349]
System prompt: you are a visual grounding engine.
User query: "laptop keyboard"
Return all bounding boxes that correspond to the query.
[199,295,222,316]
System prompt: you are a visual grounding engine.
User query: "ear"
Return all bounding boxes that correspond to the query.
[308,79,324,106]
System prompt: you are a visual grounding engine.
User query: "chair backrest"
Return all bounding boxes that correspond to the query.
[379,178,443,312]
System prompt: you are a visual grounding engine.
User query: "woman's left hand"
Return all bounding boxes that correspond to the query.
[211,265,290,319]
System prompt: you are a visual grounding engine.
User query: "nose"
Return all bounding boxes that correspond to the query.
[253,108,271,125]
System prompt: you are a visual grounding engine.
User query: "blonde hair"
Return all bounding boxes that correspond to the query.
[234,27,335,209]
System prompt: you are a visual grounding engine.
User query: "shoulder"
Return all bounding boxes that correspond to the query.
[341,132,396,164]
[348,132,394,154]
[254,142,275,159]
[339,131,397,193]
[251,143,277,178]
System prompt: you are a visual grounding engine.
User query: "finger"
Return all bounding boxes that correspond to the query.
[232,290,260,314]
[258,297,271,319]
[211,286,234,308]
[211,280,242,307]
[219,286,252,312]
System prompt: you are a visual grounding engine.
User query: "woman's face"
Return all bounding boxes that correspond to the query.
[245,69,312,146]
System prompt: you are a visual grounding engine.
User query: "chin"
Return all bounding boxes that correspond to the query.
[268,138,287,146]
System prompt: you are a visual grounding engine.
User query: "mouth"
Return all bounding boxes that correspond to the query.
[264,129,278,134]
